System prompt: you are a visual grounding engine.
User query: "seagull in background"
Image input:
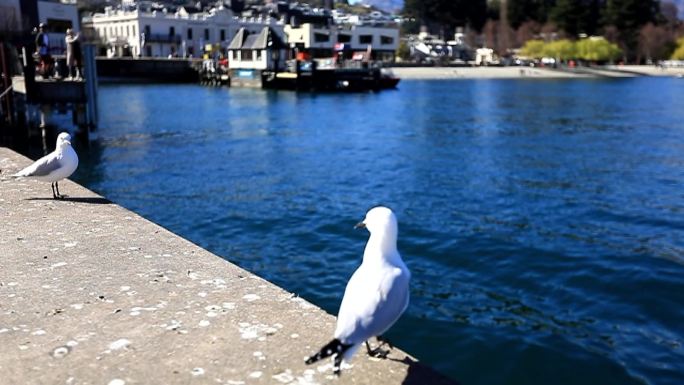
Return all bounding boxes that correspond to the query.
[13,132,79,199]
[305,206,411,375]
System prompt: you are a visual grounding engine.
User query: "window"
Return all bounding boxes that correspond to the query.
[144,25,150,35]
[256,50,262,60]
[380,35,393,45]
[187,28,193,39]
[314,32,329,43]
[359,35,372,44]
[46,19,71,32]
[126,25,130,37]
[241,49,253,60]
[337,34,351,43]
[204,28,209,40]
[220,29,225,41]
[133,25,136,37]
[169,26,175,36]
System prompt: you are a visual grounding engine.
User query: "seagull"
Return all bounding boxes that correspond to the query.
[305,206,411,375]
[13,132,79,199]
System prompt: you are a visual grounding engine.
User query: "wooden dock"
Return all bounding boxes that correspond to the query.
[2,44,98,142]
[12,76,87,104]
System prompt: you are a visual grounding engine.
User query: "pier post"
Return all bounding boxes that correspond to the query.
[0,42,15,128]
[82,44,98,139]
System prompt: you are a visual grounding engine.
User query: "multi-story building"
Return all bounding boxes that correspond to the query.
[284,23,399,62]
[83,3,400,63]
[82,5,285,58]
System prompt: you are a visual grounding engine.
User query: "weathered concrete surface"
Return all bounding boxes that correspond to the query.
[0,148,455,385]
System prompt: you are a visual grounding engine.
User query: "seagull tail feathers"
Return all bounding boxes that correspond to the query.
[305,338,353,374]
[12,167,31,177]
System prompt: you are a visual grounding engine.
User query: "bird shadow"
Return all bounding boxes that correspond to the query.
[25,196,112,205]
[387,356,460,385]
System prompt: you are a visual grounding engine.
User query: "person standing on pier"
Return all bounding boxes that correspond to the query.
[35,23,52,78]
[65,29,82,80]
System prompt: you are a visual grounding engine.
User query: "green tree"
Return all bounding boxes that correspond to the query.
[543,39,577,60]
[602,0,660,59]
[507,0,556,29]
[403,0,488,34]
[550,0,604,37]
[465,0,489,31]
[396,40,411,61]
[576,37,622,61]
[403,0,427,20]
[520,39,546,58]
[577,0,604,37]
[672,37,684,60]
[550,0,583,36]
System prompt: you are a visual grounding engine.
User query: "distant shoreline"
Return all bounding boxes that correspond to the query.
[387,65,684,79]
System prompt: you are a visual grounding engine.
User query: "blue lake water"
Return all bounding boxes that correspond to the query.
[71,78,684,385]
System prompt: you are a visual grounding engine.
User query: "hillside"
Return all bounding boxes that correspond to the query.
[350,0,403,13]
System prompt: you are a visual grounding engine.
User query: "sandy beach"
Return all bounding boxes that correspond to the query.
[388,65,684,79]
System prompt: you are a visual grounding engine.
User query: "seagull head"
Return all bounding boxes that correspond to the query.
[56,132,72,148]
[355,206,398,236]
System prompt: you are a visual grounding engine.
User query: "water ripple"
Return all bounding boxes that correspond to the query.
[73,79,684,385]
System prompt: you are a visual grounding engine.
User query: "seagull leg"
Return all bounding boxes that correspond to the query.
[51,182,58,199]
[54,181,64,199]
[377,335,394,350]
[365,338,391,359]
[333,354,343,376]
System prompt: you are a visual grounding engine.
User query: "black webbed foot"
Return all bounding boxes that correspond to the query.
[365,340,391,359]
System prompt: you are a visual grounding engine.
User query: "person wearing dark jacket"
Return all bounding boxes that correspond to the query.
[35,23,52,78]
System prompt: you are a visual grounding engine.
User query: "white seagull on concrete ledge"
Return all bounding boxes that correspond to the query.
[305,206,411,375]
[13,132,79,199]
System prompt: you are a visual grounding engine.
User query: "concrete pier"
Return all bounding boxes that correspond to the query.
[0,148,454,385]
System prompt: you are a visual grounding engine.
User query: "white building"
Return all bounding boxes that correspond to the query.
[284,23,399,61]
[82,5,285,58]
[227,27,288,71]
[82,4,400,62]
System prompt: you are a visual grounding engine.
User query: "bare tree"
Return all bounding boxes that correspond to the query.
[540,22,558,42]
[638,23,671,63]
[516,20,542,47]
[603,25,627,63]
[483,19,498,49]
[484,19,515,55]
[660,1,679,25]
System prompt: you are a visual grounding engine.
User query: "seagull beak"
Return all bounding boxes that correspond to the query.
[354,221,366,229]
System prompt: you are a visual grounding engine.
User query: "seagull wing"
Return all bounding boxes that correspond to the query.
[334,262,410,345]
[14,153,62,177]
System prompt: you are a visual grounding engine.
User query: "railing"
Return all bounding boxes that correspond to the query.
[0,85,12,99]
[144,34,182,43]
